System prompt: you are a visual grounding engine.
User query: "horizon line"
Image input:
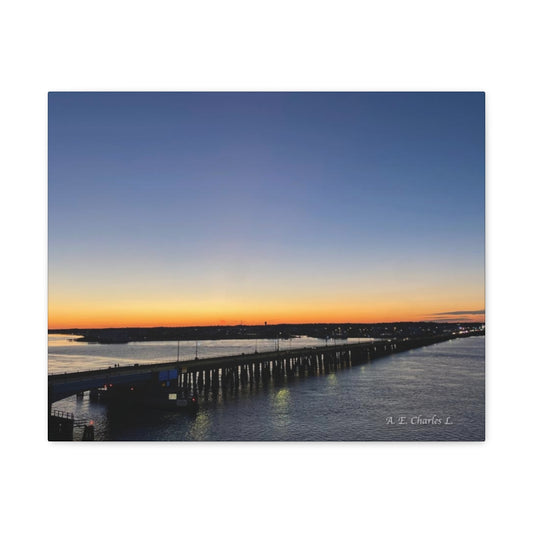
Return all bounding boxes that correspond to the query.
[48,319,486,331]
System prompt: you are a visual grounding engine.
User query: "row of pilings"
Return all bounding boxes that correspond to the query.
[171,334,473,398]
[173,339,412,398]
[49,333,479,408]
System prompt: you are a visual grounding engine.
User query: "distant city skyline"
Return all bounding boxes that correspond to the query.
[48,92,485,328]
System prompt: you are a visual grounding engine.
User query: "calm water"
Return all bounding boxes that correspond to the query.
[50,335,484,441]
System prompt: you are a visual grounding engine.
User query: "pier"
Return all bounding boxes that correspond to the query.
[49,332,482,406]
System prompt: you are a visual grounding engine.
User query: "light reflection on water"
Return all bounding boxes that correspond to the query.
[185,411,211,441]
[51,336,484,441]
[271,388,291,438]
[48,335,374,374]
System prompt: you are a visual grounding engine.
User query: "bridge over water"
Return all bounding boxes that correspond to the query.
[48,333,481,406]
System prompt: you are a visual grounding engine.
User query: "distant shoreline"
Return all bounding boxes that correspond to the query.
[48,321,485,345]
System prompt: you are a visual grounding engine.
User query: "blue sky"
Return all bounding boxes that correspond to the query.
[48,92,484,327]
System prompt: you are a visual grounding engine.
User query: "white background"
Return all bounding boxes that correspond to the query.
[1,1,531,532]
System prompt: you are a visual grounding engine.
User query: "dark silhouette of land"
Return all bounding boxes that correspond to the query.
[49,322,484,344]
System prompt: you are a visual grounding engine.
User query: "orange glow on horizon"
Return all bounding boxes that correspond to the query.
[48,305,485,329]
[49,278,484,329]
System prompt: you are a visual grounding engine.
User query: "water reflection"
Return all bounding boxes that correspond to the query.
[272,388,290,410]
[326,373,338,386]
[270,388,290,438]
[185,410,211,441]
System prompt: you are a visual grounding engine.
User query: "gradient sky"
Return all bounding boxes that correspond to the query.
[48,92,485,328]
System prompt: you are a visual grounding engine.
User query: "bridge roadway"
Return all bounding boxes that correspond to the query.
[48,333,480,405]
[49,341,373,403]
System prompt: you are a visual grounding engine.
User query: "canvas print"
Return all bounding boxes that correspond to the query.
[48,92,485,441]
